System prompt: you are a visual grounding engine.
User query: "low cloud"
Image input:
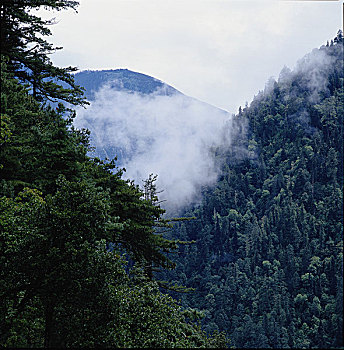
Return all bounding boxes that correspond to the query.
[294,47,336,103]
[74,84,235,213]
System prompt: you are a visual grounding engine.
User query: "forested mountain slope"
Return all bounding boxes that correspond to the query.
[161,32,343,349]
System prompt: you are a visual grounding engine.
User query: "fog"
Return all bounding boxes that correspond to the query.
[74,85,235,213]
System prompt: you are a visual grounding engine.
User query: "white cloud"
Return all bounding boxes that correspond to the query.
[74,84,234,212]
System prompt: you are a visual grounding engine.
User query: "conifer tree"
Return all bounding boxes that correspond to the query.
[0,0,86,105]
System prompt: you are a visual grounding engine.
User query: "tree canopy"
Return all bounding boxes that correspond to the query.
[159,32,343,349]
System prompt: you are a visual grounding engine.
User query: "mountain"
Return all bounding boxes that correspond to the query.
[74,69,181,101]
[158,32,343,348]
[72,69,232,212]
[73,68,230,159]
[73,69,184,162]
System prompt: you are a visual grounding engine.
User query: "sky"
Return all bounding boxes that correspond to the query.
[40,0,342,114]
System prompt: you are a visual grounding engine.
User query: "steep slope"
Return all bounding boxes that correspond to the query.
[160,32,343,348]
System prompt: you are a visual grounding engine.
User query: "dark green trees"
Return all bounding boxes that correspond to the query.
[161,33,343,348]
[0,57,230,348]
[0,0,85,105]
[0,2,228,347]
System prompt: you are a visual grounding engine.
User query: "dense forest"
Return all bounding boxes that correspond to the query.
[160,31,344,349]
[1,1,343,349]
[0,1,227,347]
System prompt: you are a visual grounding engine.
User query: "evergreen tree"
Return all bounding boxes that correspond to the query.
[0,0,86,105]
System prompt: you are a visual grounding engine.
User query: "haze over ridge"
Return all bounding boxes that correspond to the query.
[73,69,238,213]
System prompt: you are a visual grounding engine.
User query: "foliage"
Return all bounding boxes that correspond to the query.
[160,32,343,349]
[0,0,86,105]
[0,2,228,347]
[2,1,341,347]
[0,57,230,346]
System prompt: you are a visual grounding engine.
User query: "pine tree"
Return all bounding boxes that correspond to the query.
[0,0,86,106]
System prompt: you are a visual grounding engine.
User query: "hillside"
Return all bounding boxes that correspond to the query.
[159,31,343,348]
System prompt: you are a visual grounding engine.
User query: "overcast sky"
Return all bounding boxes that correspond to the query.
[42,0,342,113]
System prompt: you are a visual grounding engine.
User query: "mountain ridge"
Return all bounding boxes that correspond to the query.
[73,68,231,175]
[74,68,181,101]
